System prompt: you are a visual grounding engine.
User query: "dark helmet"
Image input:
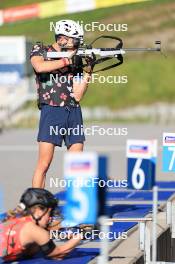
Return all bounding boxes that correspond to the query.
[20,188,58,210]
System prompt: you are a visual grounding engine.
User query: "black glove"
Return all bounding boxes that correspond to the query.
[84,52,96,74]
[71,55,83,72]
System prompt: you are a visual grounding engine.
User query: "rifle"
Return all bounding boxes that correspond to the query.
[47,212,97,240]
[47,35,161,72]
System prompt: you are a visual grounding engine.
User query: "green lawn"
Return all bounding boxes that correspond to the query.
[0,0,174,43]
[82,54,175,109]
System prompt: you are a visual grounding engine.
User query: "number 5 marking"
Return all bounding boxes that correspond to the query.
[71,187,89,222]
[132,158,145,190]
[168,147,175,171]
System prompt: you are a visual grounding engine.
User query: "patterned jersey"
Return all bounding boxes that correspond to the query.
[30,43,83,109]
[0,216,33,261]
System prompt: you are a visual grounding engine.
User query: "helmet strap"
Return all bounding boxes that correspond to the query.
[30,208,49,226]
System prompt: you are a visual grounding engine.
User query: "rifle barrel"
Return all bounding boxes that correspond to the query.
[124,47,161,51]
[47,46,161,59]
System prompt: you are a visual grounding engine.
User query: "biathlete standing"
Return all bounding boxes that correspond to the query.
[30,20,95,188]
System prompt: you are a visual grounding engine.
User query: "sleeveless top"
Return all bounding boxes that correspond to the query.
[0,216,33,261]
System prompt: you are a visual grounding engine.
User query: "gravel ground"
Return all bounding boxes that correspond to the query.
[0,123,174,211]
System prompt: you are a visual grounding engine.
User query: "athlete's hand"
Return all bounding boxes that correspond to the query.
[70,55,83,75]
[84,52,96,74]
[47,220,61,231]
[71,55,83,68]
[67,49,77,59]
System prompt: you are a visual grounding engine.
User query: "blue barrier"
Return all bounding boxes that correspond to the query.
[107,190,174,201]
[0,181,175,264]
[56,190,174,202]
[0,248,100,264]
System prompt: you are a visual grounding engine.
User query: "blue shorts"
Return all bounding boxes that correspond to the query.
[37,105,85,147]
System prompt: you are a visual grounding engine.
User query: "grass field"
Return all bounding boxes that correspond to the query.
[0,0,174,44]
[0,0,175,110]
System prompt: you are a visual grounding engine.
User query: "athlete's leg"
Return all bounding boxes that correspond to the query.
[67,143,84,152]
[32,142,55,188]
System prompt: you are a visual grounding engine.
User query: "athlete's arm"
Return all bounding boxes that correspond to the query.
[47,234,82,259]
[24,222,81,259]
[31,56,70,73]
[72,54,95,102]
[72,73,91,102]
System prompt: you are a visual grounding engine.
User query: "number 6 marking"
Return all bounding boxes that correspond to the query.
[132,158,145,190]
[168,147,175,171]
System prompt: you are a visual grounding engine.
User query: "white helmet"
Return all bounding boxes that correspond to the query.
[55,19,84,45]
